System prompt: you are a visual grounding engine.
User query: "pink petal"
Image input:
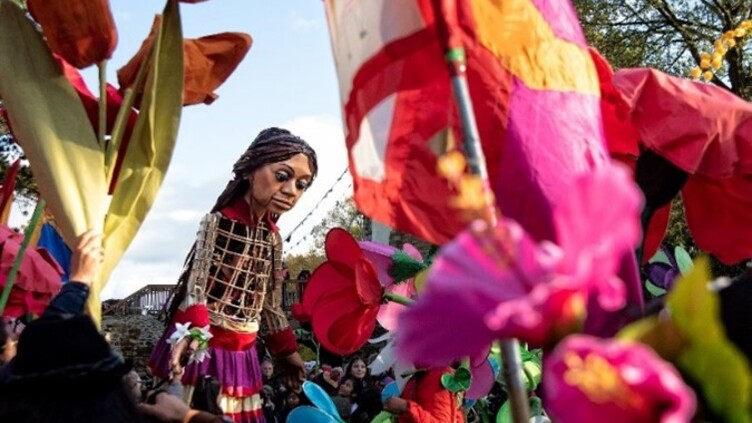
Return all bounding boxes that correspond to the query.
[359,241,398,287]
[401,243,423,261]
[466,359,495,400]
[396,286,497,368]
[555,164,643,275]
[544,335,695,423]
[378,281,415,332]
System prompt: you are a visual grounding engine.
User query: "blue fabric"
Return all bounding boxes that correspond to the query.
[38,223,71,283]
[42,282,89,318]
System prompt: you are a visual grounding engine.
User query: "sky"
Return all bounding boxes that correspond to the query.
[81,1,353,299]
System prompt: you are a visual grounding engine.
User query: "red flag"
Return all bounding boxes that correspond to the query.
[325,0,606,245]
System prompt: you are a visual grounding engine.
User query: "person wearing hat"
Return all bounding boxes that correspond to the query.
[0,231,228,423]
[0,230,140,422]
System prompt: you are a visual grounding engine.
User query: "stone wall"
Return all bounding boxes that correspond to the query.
[102,314,165,376]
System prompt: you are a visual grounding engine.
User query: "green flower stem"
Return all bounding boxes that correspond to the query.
[105,40,155,189]
[0,199,45,315]
[384,291,415,306]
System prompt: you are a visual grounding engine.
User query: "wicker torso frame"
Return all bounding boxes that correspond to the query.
[185,212,276,333]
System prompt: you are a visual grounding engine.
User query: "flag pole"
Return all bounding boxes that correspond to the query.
[431,3,530,422]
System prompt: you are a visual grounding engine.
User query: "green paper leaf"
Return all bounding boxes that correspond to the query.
[668,257,752,423]
[644,280,667,297]
[441,367,472,393]
[496,400,512,423]
[648,247,671,265]
[96,0,184,320]
[618,315,686,362]
[674,246,693,275]
[529,396,543,418]
[389,250,427,283]
[0,0,107,246]
[370,411,396,423]
[497,398,544,423]
[521,358,542,391]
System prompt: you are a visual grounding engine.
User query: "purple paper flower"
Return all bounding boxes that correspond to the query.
[544,335,695,423]
[396,164,642,366]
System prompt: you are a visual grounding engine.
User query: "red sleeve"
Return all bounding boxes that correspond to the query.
[173,304,210,327]
[265,327,298,357]
[399,369,464,423]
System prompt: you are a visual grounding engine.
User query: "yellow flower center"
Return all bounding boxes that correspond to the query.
[563,352,643,409]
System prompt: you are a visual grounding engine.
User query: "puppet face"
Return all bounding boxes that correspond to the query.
[248,153,313,216]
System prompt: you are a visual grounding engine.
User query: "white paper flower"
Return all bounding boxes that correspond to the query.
[168,322,192,346]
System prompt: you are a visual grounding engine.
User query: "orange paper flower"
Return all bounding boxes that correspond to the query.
[118,16,252,106]
[27,0,118,69]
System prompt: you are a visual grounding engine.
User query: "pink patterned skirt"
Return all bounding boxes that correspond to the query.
[149,324,265,423]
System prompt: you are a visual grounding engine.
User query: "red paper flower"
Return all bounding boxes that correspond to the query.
[300,228,383,355]
[27,0,118,69]
[594,49,752,264]
[0,226,64,318]
[117,16,252,107]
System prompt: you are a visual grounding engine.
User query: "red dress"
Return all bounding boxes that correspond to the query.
[398,369,466,423]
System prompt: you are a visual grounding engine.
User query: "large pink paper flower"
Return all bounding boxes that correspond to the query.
[544,335,695,423]
[396,164,642,366]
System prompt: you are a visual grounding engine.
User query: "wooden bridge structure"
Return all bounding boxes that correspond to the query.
[103,279,309,317]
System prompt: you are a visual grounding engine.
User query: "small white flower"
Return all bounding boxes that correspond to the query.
[190,348,212,364]
[168,322,192,345]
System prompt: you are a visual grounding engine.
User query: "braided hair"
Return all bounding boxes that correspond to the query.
[211,127,318,213]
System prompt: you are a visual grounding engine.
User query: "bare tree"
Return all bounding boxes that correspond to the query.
[575,0,752,99]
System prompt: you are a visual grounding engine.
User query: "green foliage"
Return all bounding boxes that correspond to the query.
[309,197,367,251]
[574,0,752,99]
[285,197,366,277]
[0,100,39,204]
[285,250,325,281]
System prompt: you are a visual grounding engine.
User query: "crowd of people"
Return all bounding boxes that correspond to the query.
[257,356,389,422]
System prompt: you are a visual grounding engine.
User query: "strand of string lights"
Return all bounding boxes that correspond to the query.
[284,178,353,254]
[282,168,350,248]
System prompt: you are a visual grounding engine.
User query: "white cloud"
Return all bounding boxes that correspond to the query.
[168,209,204,222]
[292,17,321,31]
